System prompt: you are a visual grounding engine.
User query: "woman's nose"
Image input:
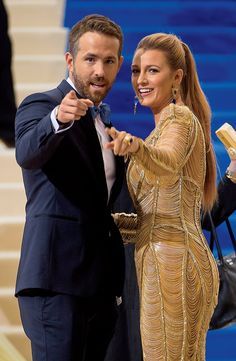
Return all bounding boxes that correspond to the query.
[138,72,148,85]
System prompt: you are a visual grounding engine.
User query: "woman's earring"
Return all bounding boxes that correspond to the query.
[134,96,139,115]
[172,87,178,104]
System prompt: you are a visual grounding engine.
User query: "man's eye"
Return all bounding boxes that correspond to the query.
[106,59,115,64]
[86,58,95,62]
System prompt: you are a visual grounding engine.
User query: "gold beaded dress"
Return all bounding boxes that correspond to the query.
[114,104,219,361]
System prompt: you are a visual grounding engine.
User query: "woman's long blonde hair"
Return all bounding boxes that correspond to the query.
[136,33,217,211]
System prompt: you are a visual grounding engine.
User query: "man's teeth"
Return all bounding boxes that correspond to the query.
[139,88,152,94]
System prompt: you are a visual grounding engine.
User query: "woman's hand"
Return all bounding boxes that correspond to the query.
[227,147,236,161]
[225,147,236,183]
[104,127,139,156]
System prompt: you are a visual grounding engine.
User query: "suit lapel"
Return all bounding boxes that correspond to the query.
[57,80,125,205]
[108,154,125,208]
[57,80,109,202]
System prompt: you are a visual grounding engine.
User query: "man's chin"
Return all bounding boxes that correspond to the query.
[90,91,107,104]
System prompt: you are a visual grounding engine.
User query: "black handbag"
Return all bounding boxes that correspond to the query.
[208,213,236,330]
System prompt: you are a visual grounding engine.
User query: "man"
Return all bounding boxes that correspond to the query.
[203,155,236,229]
[15,14,124,361]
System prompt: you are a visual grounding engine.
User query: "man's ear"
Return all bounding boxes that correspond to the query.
[117,56,124,72]
[65,52,73,73]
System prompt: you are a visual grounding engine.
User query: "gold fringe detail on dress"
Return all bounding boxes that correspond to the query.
[114,104,219,361]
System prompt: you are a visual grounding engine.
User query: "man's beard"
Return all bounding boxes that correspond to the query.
[72,71,111,104]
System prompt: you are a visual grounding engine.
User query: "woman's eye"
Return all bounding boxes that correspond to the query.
[131,69,139,74]
[149,68,159,73]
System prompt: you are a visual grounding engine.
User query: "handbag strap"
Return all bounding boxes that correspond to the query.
[208,212,236,261]
[225,218,236,253]
[208,212,224,263]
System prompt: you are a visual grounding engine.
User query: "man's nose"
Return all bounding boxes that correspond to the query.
[94,62,105,77]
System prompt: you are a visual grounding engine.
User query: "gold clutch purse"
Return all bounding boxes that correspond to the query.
[215,123,236,159]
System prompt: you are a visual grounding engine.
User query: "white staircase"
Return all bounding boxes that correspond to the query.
[0,148,28,360]
[0,1,68,359]
[7,0,68,105]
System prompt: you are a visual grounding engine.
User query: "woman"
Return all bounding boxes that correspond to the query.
[105,33,219,361]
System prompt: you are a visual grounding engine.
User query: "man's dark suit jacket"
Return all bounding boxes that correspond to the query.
[15,79,125,298]
[202,176,236,229]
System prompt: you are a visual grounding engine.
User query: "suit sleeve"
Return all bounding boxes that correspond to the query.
[202,175,236,229]
[15,93,66,169]
[132,106,197,176]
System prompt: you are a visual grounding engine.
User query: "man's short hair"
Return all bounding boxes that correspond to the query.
[69,14,123,58]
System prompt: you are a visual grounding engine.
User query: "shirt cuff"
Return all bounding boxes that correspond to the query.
[51,106,74,133]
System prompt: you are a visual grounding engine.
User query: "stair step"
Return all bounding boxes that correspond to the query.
[0,288,21,325]
[13,55,67,84]
[0,184,25,217]
[0,217,24,251]
[0,307,10,325]
[0,325,23,336]
[6,1,63,27]
[10,27,68,56]
[1,0,65,359]
[15,83,58,106]
[0,149,22,183]
[0,327,31,361]
[0,331,28,361]
[0,251,19,287]
[6,0,57,3]
[0,251,20,259]
[0,287,15,296]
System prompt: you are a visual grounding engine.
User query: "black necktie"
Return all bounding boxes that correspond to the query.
[91,103,111,127]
